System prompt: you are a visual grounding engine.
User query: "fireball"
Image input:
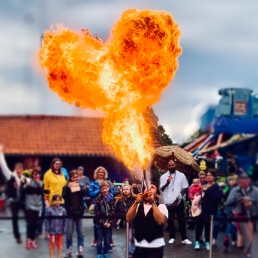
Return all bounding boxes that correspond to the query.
[39,9,181,169]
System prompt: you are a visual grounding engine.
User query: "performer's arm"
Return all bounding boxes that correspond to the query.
[152,202,167,225]
[126,193,143,223]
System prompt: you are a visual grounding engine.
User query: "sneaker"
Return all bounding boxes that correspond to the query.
[231,241,236,246]
[194,241,200,250]
[96,255,102,258]
[65,248,72,258]
[104,254,110,258]
[182,239,192,245]
[168,238,175,244]
[212,238,216,245]
[30,240,37,249]
[110,240,115,247]
[117,226,120,229]
[205,242,210,250]
[78,245,84,257]
[92,239,97,246]
[25,239,31,250]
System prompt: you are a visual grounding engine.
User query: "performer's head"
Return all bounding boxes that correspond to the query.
[167,159,176,174]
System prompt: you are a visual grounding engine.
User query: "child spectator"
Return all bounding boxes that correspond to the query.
[45,194,67,258]
[189,180,202,217]
[116,184,136,258]
[94,180,116,258]
[21,169,44,250]
[62,170,85,258]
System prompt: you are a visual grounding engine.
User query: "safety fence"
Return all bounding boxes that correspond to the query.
[0,214,256,258]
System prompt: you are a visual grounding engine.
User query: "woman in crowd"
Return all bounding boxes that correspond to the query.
[21,169,44,250]
[77,166,90,209]
[94,180,116,258]
[116,184,136,258]
[89,167,114,247]
[44,158,67,209]
[194,171,221,251]
[62,170,85,258]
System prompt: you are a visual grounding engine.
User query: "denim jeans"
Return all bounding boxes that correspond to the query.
[129,226,135,255]
[96,226,111,255]
[66,218,84,250]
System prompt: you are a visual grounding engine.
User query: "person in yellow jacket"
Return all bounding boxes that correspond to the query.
[44,158,67,209]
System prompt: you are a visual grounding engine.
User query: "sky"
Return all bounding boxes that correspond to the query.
[0,0,258,144]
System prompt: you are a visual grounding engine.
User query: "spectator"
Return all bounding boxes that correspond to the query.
[1,144,25,244]
[77,166,90,209]
[62,170,85,258]
[43,158,67,209]
[225,174,258,258]
[94,180,116,258]
[21,169,44,250]
[194,171,221,251]
[160,159,192,245]
[116,184,136,257]
[45,194,67,258]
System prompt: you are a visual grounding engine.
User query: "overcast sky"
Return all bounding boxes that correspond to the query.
[0,0,258,143]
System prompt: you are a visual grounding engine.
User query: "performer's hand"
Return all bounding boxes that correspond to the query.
[135,193,143,203]
[13,182,18,188]
[143,190,155,204]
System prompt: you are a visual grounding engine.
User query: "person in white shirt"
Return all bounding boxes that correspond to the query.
[126,181,168,258]
[159,159,192,245]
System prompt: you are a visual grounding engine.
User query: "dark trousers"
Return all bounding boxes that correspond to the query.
[167,200,187,240]
[25,210,39,240]
[10,201,25,240]
[195,219,210,243]
[134,246,164,258]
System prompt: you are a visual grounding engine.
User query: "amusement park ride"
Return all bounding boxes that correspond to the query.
[184,88,258,179]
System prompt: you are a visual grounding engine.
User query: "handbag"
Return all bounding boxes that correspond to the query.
[88,204,95,215]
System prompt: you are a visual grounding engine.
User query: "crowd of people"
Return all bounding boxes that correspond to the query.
[0,143,258,258]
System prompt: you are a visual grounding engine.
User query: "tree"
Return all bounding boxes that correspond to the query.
[158,125,173,146]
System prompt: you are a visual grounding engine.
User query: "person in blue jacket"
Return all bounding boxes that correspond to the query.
[89,166,114,247]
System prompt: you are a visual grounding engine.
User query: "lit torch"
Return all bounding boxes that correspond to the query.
[39,9,181,175]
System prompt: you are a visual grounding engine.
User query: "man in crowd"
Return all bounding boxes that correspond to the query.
[225,174,258,258]
[0,144,25,244]
[160,159,192,245]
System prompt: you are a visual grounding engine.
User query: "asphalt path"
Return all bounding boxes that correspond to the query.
[0,209,257,258]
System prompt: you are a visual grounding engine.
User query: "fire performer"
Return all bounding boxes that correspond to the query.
[126,179,168,258]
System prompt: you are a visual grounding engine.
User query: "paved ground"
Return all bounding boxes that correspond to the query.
[0,208,257,258]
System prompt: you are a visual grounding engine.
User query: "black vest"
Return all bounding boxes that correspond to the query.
[134,202,164,243]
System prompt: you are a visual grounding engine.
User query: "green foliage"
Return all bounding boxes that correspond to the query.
[158,125,173,146]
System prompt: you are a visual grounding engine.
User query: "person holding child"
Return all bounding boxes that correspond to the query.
[45,194,67,258]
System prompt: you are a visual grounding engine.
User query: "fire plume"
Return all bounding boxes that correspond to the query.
[39,9,181,169]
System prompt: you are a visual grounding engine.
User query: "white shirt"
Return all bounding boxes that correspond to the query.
[159,170,189,205]
[135,203,168,248]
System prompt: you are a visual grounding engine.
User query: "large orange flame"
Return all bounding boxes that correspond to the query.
[39,9,181,169]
